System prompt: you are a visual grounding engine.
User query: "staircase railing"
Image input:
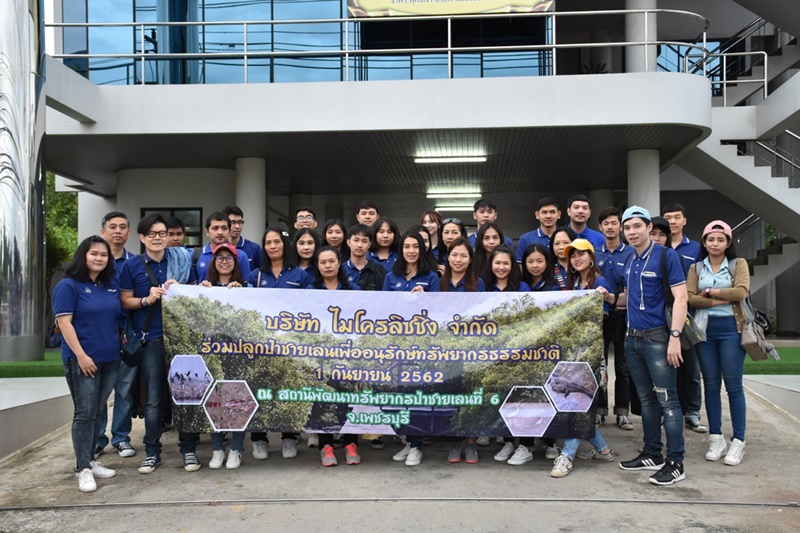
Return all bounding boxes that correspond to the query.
[737,131,800,188]
[732,214,767,260]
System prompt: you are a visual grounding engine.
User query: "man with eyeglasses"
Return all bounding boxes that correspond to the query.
[223,205,262,271]
[118,214,197,474]
[194,212,251,282]
[294,207,318,231]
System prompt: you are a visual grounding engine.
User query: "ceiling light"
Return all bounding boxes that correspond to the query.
[435,205,475,212]
[415,156,487,164]
[426,193,482,199]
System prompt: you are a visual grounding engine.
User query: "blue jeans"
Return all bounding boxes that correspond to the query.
[211,432,246,452]
[626,336,685,463]
[97,360,137,448]
[696,316,746,441]
[64,358,119,471]
[561,426,608,460]
[678,344,702,419]
[138,340,166,457]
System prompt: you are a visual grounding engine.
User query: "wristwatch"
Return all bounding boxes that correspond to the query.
[670,329,682,338]
[704,287,712,297]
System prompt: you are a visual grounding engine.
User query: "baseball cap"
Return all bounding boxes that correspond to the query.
[563,238,595,258]
[650,216,670,235]
[212,243,237,255]
[622,206,651,224]
[702,220,733,240]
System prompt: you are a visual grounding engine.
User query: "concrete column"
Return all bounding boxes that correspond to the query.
[627,149,660,214]
[289,193,312,233]
[235,158,267,242]
[590,30,612,74]
[625,0,657,73]
[589,189,615,228]
[78,192,117,244]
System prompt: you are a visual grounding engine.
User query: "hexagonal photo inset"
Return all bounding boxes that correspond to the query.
[168,354,213,405]
[499,386,557,437]
[203,380,258,432]
[545,361,598,413]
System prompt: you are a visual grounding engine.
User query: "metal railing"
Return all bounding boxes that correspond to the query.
[685,51,768,105]
[741,135,800,188]
[47,9,709,85]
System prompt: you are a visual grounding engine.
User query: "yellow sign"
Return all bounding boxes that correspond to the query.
[348,0,554,18]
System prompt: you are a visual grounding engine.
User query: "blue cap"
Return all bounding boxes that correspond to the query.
[622,206,651,223]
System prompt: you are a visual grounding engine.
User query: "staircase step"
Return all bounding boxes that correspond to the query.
[773,236,798,246]
[757,244,785,257]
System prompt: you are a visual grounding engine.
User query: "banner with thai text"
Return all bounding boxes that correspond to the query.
[164,285,602,439]
[347,0,554,18]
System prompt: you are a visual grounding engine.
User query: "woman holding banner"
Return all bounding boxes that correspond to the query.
[308,246,361,466]
[53,236,120,492]
[247,227,311,460]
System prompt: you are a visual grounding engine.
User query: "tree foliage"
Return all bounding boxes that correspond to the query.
[45,172,78,285]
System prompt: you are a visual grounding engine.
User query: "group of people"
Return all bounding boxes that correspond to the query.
[54,196,750,492]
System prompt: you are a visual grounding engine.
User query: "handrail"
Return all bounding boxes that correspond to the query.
[46,9,709,85]
[685,51,768,105]
[711,17,767,56]
[754,141,800,174]
[732,213,760,235]
[787,130,800,142]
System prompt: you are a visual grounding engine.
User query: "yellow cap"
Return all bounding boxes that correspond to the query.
[563,238,595,258]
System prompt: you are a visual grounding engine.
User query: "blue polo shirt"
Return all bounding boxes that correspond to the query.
[569,225,605,250]
[382,271,441,292]
[234,236,263,271]
[119,253,197,341]
[53,277,121,364]
[195,243,251,282]
[306,281,360,290]
[343,259,364,286]
[596,242,635,293]
[368,250,397,273]
[623,242,686,330]
[492,281,531,292]
[529,279,558,292]
[247,265,311,289]
[447,277,486,292]
[515,228,552,262]
[673,236,703,275]
[468,234,514,251]
[114,249,135,282]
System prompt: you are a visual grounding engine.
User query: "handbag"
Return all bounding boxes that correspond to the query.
[740,295,779,361]
[121,255,159,367]
[662,249,703,350]
[49,320,63,348]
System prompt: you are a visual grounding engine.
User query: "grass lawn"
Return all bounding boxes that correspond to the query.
[0,349,64,378]
[1,347,799,378]
[743,346,800,375]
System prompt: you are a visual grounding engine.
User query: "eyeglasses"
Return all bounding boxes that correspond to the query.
[296,215,315,222]
[229,219,245,226]
[442,218,462,225]
[215,255,235,263]
[145,231,168,238]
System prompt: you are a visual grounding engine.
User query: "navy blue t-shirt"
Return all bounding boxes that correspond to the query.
[493,281,532,292]
[515,228,552,262]
[596,242,635,293]
[382,271,441,292]
[234,236,263,271]
[53,277,121,364]
[447,277,486,292]
[247,266,311,289]
[673,236,703,276]
[368,250,398,273]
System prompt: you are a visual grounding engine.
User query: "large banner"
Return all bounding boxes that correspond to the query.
[164,286,602,439]
[347,0,554,18]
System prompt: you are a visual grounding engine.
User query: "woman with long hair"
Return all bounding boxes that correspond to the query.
[520,244,558,291]
[549,227,577,289]
[323,219,350,261]
[292,228,322,274]
[53,236,120,492]
[408,224,438,270]
[472,222,506,280]
[486,245,528,292]
[368,216,400,272]
[687,220,750,466]
[420,209,443,262]
[436,217,468,275]
[247,227,310,458]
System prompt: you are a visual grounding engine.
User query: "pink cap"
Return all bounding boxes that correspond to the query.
[702,220,732,240]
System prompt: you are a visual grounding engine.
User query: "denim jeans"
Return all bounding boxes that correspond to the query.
[138,340,166,457]
[603,311,632,416]
[561,426,608,461]
[677,344,702,419]
[211,432,246,452]
[625,336,685,463]
[179,432,199,455]
[64,358,119,471]
[97,360,137,448]
[696,316,746,441]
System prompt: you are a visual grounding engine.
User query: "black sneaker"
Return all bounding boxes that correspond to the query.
[94,445,105,460]
[619,452,664,471]
[138,455,161,474]
[685,416,708,433]
[649,459,685,486]
[183,452,201,472]
[370,438,385,450]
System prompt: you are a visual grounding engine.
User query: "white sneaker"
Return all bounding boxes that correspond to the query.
[393,443,412,461]
[89,461,116,479]
[405,447,423,466]
[282,438,298,459]
[494,442,516,462]
[496,437,505,445]
[226,450,242,469]
[545,444,560,460]
[77,468,97,493]
[209,449,226,469]
[307,434,319,448]
[705,434,727,462]
[475,436,491,446]
[252,440,269,460]
[724,438,745,466]
[508,445,534,466]
[550,454,573,478]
